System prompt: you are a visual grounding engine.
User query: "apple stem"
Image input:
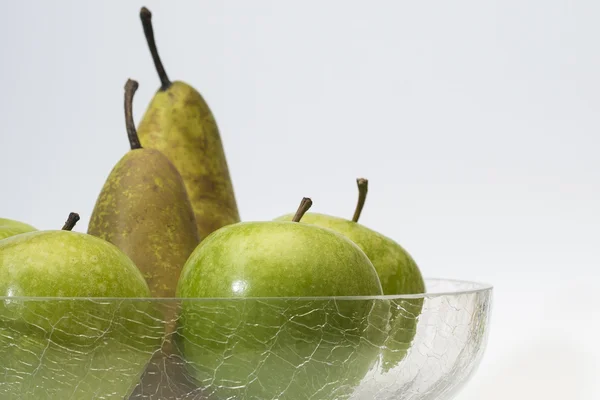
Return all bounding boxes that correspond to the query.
[62,212,80,231]
[352,178,369,223]
[124,79,142,150]
[292,197,313,222]
[140,7,172,91]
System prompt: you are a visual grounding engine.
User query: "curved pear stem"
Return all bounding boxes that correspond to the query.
[292,197,313,222]
[62,212,80,231]
[352,178,368,222]
[124,79,142,150]
[140,7,172,91]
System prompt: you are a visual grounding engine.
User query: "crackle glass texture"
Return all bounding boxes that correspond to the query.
[0,279,492,400]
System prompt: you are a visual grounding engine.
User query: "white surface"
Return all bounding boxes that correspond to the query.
[0,1,598,398]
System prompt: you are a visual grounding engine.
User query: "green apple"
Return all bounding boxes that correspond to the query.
[275,179,426,371]
[176,198,389,400]
[0,213,163,400]
[0,217,36,240]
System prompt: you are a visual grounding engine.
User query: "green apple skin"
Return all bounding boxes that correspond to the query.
[0,230,163,400]
[176,221,389,400]
[0,218,36,240]
[177,221,383,298]
[274,213,424,295]
[275,212,426,371]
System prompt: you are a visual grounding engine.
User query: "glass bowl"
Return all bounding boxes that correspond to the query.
[0,278,492,400]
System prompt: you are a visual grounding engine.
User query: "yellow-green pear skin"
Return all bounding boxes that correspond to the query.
[88,79,200,298]
[137,8,240,242]
[88,150,199,297]
[137,82,240,241]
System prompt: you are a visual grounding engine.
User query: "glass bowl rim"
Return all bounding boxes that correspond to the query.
[0,277,492,302]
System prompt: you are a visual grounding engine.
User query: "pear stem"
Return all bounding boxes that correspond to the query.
[62,213,80,231]
[140,7,172,91]
[124,79,142,150]
[292,197,313,222]
[352,178,369,223]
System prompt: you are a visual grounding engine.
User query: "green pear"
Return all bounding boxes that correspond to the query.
[176,198,389,400]
[88,79,200,398]
[275,179,426,371]
[136,7,240,242]
[88,79,199,298]
[0,213,161,400]
[0,217,36,240]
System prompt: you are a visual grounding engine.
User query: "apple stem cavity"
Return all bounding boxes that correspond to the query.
[352,178,369,223]
[140,7,172,91]
[62,212,80,231]
[292,197,313,222]
[124,79,142,150]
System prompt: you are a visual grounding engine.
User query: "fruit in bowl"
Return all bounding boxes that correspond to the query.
[275,178,426,371]
[128,279,492,400]
[175,198,391,400]
[0,6,494,399]
[0,153,162,398]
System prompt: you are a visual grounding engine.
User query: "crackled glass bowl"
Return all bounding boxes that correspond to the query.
[0,278,492,400]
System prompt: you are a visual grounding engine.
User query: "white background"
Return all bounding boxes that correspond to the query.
[1,1,599,398]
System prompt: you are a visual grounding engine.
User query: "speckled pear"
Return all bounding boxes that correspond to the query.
[0,218,36,240]
[136,7,240,241]
[88,79,199,298]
